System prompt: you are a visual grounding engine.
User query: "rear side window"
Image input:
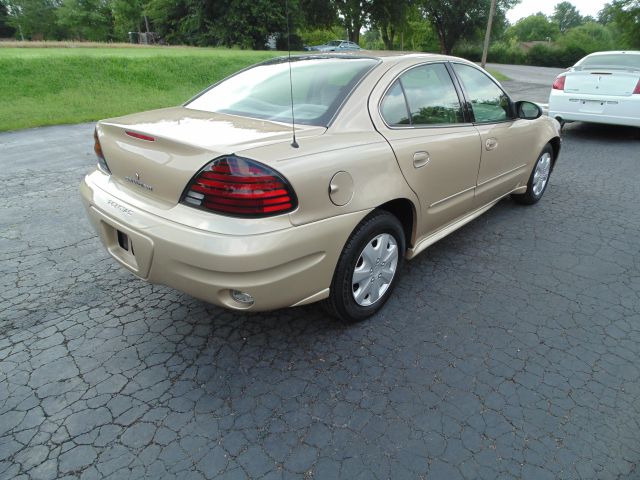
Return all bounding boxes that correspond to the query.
[380,63,464,126]
[380,81,410,125]
[453,64,511,123]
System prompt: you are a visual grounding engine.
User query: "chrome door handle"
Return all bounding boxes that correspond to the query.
[485,138,498,151]
[413,151,430,168]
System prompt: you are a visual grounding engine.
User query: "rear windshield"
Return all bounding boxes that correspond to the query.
[578,54,640,70]
[186,57,379,126]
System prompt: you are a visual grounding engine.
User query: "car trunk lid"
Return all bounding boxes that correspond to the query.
[97,107,325,206]
[564,69,640,96]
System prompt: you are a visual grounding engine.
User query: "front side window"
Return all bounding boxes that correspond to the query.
[187,57,378,126]
[380,63,464,127]
[453,64,511,123]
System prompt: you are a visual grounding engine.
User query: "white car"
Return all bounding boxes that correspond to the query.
[548,50,640,128]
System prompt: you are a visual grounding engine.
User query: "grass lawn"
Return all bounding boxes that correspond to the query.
[0,45,281,132]
[0,43,510,132]
[488,69,510,81]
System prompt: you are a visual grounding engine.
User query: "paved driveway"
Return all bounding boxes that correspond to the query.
[1,99,640,478]
[487,63,564,104]
[487,64,564,86]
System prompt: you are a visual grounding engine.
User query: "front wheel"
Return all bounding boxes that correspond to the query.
[323,210,405,323]
[512,144,554,205]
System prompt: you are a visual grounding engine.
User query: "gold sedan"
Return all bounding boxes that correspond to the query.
[81,53,561,322]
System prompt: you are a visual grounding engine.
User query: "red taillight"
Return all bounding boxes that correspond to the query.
[552,75,566,90]
[182,156,297,217]
[94,128,104,160]
[125,131,155,142]
[633,79,640,94]
[94,128,111,174]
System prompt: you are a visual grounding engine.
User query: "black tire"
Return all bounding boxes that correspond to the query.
[322,210,405,323]
[512,144,554,205]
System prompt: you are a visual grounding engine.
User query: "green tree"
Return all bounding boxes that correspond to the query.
[215,0,288,49]
[417,0,519,54]
[552,1,583,32]
[144,0,195,44]
[300,0,337,29]
[599,0,639,48]
[403,5,439,51]
[333,0,370,43]
[369,0,409,49]
[56,0,112,41]
[559,21,614,52]
[5,0,61,39]
[147,0,292,49]
[508,13,559,41]
[111,0,146,41]
[0,1,16,37]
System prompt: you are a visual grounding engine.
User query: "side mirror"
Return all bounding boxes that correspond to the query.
[515,100,542,120]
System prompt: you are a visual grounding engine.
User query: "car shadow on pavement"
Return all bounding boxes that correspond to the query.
[562,122,640,142]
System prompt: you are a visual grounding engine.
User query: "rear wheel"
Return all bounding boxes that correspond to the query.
[512,144,553,205]
[323,210,405,323]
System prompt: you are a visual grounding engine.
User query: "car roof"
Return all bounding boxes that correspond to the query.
[584,50,640,56]
[290,51,474,66]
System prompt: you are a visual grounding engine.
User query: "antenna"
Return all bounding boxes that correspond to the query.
[285,0,299,148]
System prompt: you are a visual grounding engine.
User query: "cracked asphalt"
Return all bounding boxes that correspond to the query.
[2,80,640,478]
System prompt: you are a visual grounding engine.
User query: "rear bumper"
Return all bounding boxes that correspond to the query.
[548,91,640,127]
[81,171,368,311]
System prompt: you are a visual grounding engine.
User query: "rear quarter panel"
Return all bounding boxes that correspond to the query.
[239,131,419,227]
[237,58,420,229]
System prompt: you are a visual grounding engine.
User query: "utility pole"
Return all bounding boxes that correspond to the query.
[481,0,497,69]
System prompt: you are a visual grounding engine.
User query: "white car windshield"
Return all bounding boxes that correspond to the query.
[579,54,640,70]
[186,57,378,126]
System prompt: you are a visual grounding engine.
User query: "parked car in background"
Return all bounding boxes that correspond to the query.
[305,40,361,52]
[549,50,640,128]
[82,53,560,322]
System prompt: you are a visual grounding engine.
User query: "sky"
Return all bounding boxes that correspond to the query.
[506,0,609,23]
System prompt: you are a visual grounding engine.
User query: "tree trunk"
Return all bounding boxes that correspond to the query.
[437,28,447,54]
[387,26,395,50]
[351,22,361,43]
[381,25,391,50]
[432,16,449,54]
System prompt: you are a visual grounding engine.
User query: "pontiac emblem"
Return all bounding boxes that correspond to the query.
[124,172,154,191]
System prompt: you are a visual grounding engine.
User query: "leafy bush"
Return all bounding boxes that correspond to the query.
[507,14,560,42]
[456,23,616,68]
[558,22,614,53]
[555,44,588,67]
[526,43,558,66]
[525,43,588,67]
[361,29,384,50]
[275,33,304,51]
[453,43,482,61]
[488,41,526,64]
[298,27,345,48]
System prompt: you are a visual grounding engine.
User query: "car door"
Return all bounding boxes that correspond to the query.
[451,63,540,205]
[372,62,482,238]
